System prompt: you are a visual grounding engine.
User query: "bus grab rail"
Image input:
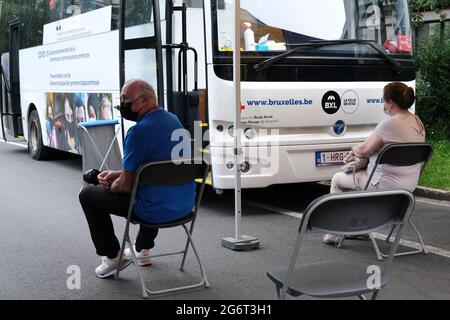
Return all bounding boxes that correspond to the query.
[162,44,198,92]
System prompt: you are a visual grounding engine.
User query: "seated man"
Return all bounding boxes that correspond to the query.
[79,79,196,278]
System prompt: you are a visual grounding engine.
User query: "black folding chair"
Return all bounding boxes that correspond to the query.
[339,143,433,260]
[115,158,210,298]
[267,190,415,300]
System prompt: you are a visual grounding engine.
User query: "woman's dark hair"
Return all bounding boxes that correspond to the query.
[54,93,66,119]
[87,93,98,108]
[383,82,415,109]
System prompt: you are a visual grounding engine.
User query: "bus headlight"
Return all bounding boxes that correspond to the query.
[244,128,256,139]
[227,126,234,137]
[240,161,250,173]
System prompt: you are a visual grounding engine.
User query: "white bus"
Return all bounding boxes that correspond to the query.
[0,0,415,190]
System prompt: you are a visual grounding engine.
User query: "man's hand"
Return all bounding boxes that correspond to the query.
[343,150,355,164]
[98,170,120,189]
[110,169,135,194]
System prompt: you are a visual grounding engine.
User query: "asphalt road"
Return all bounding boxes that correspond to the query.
[0,141,449,300]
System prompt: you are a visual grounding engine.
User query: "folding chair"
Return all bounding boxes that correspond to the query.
[115,158,210,298]
[267,190,415,300]
[338,143,433,260]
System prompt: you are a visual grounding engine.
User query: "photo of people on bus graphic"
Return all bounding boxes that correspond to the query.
[46,92,114,153]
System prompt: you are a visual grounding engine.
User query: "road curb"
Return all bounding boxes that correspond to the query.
[415,186,450,201]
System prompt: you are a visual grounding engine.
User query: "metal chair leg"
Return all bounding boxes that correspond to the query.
[369,233,383,261]
[180,222,194,271]
[409,219,428,254]
[337,236,345,248]
[181,216,200,270]
[133,225,210,297]
[182,225,210,288]
[385,225,395,243]
[371,290,379,300]
[116,225,148,299]
[128,240,149,299]
[180,240,189,271]
[374,219,428,258]
[389,219,427,257]
[121,225,209,298]
[116,227,131,278]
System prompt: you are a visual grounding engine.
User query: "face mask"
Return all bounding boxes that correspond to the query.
[120,95,145,121]
[120,101,139,122]
[89,117,96,122]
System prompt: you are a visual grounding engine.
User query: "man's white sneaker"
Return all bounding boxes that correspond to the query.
[95,255,133,279]
[322,233,344,246]
[124,246,152,266]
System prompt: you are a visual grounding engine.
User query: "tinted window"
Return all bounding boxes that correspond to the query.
[0,0,119,52]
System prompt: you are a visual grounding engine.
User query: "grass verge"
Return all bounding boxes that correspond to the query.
[419,139,450,191]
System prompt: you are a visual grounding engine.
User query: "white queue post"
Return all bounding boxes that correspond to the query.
[221,0,260,251]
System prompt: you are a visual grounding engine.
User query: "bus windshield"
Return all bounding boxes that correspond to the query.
[215,0,413,56]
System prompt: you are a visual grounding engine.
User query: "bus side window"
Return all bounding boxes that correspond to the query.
[50,0,113,22]
[124,0,153,28]
[186,0,203,8]
[80,0,113,14]
[186,0,224,9]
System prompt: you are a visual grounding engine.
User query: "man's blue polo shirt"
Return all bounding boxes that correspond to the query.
[122,107,195,223]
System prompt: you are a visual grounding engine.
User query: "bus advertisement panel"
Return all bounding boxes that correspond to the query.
[19,30,120,154]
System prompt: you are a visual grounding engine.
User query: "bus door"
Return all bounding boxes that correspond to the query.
[0,19,23,140]
[118,0,164,106]
[165,1,201,139]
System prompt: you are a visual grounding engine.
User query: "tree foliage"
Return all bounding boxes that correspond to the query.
[409,0,450,26]
[415,29,450,138]
[0,0,49,53]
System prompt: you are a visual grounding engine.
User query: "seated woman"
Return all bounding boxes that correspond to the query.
[323,82,426,245]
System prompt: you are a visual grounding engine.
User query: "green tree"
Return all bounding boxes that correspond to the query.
[409,0,450,26]
[415,30,450,138]
[0,0,49,53]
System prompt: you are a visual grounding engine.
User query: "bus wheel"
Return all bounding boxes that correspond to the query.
[28,110,52,160]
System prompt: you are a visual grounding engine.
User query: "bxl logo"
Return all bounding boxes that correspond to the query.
[322,91,341,114]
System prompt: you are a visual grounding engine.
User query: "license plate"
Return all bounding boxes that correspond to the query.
[316,150,350,167]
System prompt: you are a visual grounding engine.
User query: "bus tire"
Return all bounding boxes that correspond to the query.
[28,110,53,160]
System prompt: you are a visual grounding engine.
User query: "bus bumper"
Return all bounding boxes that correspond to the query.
[210,142,359,189]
